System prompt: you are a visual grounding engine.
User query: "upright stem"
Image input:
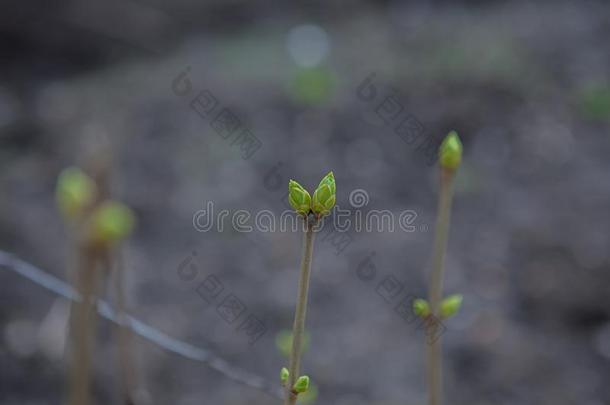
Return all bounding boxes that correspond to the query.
[426,168,456,405]
[101,249,139,405]
[68,245,100,405]
[285,218,316,405]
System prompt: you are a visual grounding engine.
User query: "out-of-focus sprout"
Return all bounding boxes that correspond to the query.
[413,298,431,318]
[281,367,290,386]
[293,375,310,394]
[298,381,318,404]
[290,67,335,105]
[439,294,463,319]
[56,167,97,220]
[580,86,610,121]
[89,201,135,245]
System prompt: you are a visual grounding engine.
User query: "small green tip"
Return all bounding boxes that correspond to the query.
[288,179,312,216]
[312,171,336,217]
[298,382,319,404]
[293,375,310,394]
[317,171,335,190]
[413,298,431,318]
[440,294,463,318]
[91,200,135,244]
[280,367,289,385]
[56,167,96,220]
[439,131,463,170]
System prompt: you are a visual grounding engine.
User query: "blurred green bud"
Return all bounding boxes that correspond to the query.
[413,298,431,318]
[293,375,309,394]
[439,131,463,170]
[290,67,335,106]
[90,201,135,244]
[56,167,96,220]
[440,294,463,318]
[289,180,312,216]
[280,367,289,385]
[298,382,318,404]
[276,330,310,358]
[311,171,336,217]
[580,86,610,121]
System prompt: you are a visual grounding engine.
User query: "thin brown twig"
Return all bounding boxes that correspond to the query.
[100,248,139,405]
[426,168,456,405]
[67,244,101,405]
[285,217,316,405]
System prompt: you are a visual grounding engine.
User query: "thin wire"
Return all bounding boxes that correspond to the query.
[0,249,282,400]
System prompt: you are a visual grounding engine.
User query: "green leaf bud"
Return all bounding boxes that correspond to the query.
[298,382,318,404]
[317,171,335,194]
[439,294,463,318]
[90,200,135,244]
[288,180,312,216]
[280,367,289,385]
[311,171,336,216]
[293,375,309,394]
[56,167,96,220]
[413,298,431,318]
[439,131,463,170]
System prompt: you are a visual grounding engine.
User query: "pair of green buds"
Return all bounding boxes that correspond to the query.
[288,172,336,218]
[56,167,135,245]
[280,368,310,394]
[413,294,463,319]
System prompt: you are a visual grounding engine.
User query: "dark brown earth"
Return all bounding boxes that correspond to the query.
[1,1,610,404]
